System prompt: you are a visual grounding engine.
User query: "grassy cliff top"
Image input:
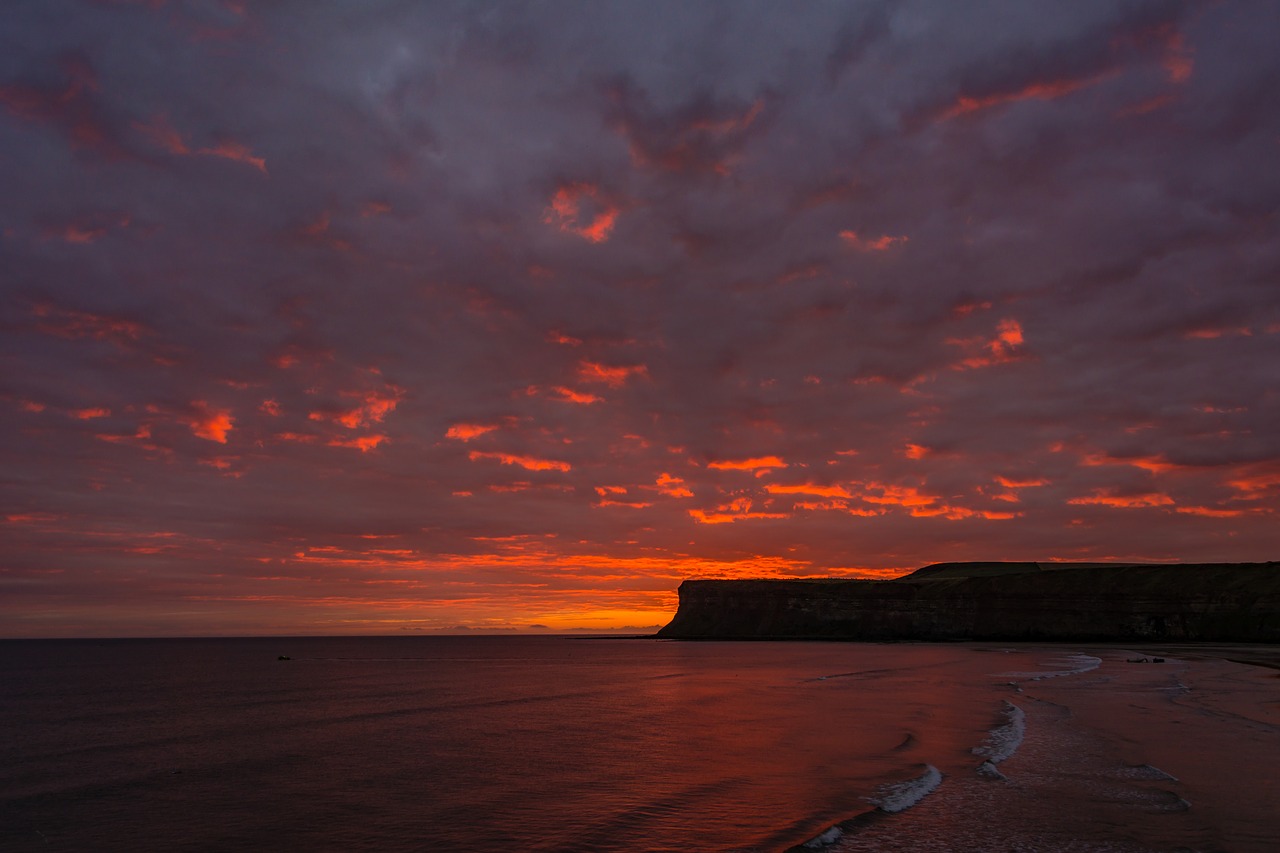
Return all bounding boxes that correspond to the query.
[901,561,1139,580]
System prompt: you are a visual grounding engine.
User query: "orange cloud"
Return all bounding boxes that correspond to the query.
[1226,470,1280,500]
[548,386,603,405]
[792,499,884,517]
[951,317,1026,369]
[903,443,930,460]
[1175,506,1250,518]
[765,482,853,499]
[939,72,1110,120]
[329,435,386,452]
[839,230,908,251]
[96,423,156,448]
[310,384,403,429]
[857,483,938,508]
[543,183,619,243]
[1081,452,1180,474]
[446,423,499,441]
[688,498,787,525]
[260,399,282,417]
[577,361,648,387]
[468,451,571,472]
[1067,490,1174,508]
[72,407,110,420]
[189,403,233,443]
[708,456,786,472]
[654,473,694,498]
[996,476,1049,489]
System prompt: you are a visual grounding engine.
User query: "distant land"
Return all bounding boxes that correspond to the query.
[656,562,1280,642]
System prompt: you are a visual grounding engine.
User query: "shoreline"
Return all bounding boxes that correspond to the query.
[775,642,1279,852]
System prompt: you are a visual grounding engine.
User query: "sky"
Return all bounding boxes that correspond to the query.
[2,0,1278,637]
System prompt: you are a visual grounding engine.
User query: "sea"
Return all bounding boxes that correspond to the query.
[1,636,1277,852]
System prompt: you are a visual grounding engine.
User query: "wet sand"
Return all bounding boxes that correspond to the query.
[828,644,1280,853]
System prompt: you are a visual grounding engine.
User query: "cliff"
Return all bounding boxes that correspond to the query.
[655,562,1280,642]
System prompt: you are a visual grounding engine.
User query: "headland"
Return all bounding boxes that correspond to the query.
[656,561,1280,642]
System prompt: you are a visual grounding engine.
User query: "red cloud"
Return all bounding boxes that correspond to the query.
[329,435,386,452]
[577,361,647,387]
[0,53,128,158]
[1081,451,1181,474]
[1175,506,1250,518]
[609,84,766,176]
[468,451,571,472]
[197,138,268,173]
[689,498,786,525]
[938,71,1110,121]
[446,423,499,441]
[309,384,403,429]
[996,476,1050,489]
[548,386,603,405]
[32,303,145,348]
[189,402,234,443]
[708,456,786,472]
[839,230,908,251]
[765,483,853,499]
[1226,468,1280,500]
[134,114,191,155]
[950,318,1027,369]
[543,183,619,243]
[655,473,694,498]
[1068,490,1174,508]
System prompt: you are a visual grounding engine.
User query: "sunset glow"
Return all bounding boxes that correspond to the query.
[1,2,1277,637]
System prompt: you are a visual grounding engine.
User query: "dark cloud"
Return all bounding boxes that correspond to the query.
[2,0,1277,636]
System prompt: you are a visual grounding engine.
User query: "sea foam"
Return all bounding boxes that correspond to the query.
[973,700,1025,777]
[999,653,1102,682]
[867,763,943,813]
[801,826,844,848]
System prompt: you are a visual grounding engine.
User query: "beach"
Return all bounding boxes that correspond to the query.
[815,646,1280,852]
[1,637,1276,852]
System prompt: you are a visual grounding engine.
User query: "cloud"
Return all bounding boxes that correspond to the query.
[1,1,1277,636]
[468,451,572,473]
[188,402,234,443]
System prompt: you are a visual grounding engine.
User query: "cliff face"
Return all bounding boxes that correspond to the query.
[656,563,1280,642]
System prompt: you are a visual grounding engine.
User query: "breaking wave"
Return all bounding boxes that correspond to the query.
[999,653,1102,682]
[972,699,1025,774]
[867,763,943,813]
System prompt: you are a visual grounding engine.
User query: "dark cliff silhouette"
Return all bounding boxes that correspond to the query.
[656,562,1280,642]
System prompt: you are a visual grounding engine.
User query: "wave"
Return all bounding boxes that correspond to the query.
[972,700,1025,778]
[801,825,844,848]
[793,764,943,850]
[867,763,943,813]
[998,653,1102,682]
[1114,763,1179,783]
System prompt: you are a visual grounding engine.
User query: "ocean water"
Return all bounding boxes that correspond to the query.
[1,637,1276,852]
